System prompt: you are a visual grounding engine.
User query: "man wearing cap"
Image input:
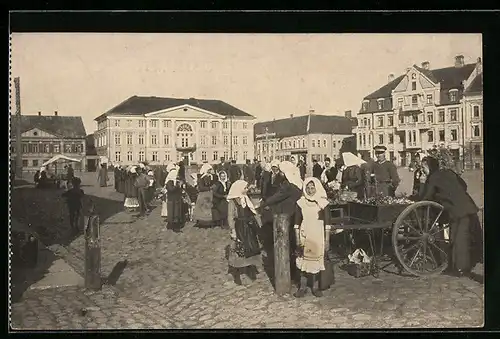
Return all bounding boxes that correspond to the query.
[320,157,338,185]
[372,145,400,197]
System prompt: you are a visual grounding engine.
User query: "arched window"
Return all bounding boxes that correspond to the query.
[176,123,194,148]
[177,123,193,132]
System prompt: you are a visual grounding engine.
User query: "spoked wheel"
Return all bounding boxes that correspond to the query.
[392,201,450,277]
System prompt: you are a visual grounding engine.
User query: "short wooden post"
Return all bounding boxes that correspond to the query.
[273,213,291,296]
[84,215,101,290]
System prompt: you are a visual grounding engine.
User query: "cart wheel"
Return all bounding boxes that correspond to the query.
[392,201,449,277]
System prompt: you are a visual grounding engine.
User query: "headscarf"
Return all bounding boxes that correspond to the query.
[226,180,257,215]
[270,159,280,169]
[165,168,179,186]
[263,162,272,172]
[190,173,198,187]
[147,170,154,176]
[300,177,330,210]
[218,170,228,191]
[40,167,46,172]
[166,162,177,173]
[129,166,137,174]
[139,163,146,169]
[279,161,303,189]
[199,163,213,178]
[342,152,366,168]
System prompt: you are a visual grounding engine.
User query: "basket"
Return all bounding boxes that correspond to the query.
[344,262,373,278]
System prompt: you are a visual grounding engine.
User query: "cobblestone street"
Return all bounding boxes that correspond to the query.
[10,180,484,330]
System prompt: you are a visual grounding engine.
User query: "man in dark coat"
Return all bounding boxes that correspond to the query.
[229,160,242,183]
[114,165,120,191]
[312,159,323,180]
[297,158,306,180]
[243,159,255,185]
[321,157,338,185]
[371,145,400,197]
[216,157,226,174]
[254,159,262,188]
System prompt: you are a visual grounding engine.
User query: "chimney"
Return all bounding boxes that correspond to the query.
[388,73,395,83]
[38,111,41,116]
[290,114,294,118]
[454,55,465,68]
[476,57,482,74]
[345,110,352,119]
[54,111,58,116]
[421,61,430,70]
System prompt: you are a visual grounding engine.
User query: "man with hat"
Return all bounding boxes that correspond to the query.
[371,145,400,197]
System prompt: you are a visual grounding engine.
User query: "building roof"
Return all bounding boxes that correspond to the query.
[11,115,87,139]
[254,114,355,139]
[95,96,254,121]
[364,75,406,100]
[465,73,483,94]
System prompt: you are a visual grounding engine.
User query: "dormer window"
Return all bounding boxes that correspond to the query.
[411,95,418,105]
[412,81,417,91]
[362,101,369,112]
[377,99,384,110]
[449,89,458,102]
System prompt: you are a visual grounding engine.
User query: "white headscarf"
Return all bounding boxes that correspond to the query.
[139,163,146,169]
[40,167,46,172]
[342,152,366,168]
[218,170,228,191]
[190,173,198,187]
[279,161,303,190]
[270,159,280,169]
[199,163,213,178]
[263,162,272,172]
[166,162,176,173]
[299,177,330,210]
[227,180,257,215]
[165,169,179,186]
[129,166,137,174]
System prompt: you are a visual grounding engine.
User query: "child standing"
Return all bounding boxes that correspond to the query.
[62,177,85,233]
[293,177,332,298]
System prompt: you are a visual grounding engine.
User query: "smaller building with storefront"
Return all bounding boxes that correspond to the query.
[254,111,356,174]
[10,112,87,173]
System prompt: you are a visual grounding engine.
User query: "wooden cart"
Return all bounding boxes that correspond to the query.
[329,200,450,278]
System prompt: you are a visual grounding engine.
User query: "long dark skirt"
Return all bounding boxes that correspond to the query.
[167,197,186,224]
[193,191,215,226]
[212,199,228,227]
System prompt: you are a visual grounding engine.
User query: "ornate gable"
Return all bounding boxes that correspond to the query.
[145,104,225,119]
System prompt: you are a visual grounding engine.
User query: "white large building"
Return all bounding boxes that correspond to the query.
[94,96,256,166]
[354,55,483,168]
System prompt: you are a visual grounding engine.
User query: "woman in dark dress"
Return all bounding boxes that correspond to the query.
[193,163,216,227]
[165,168,186,233]
[123,166,140,211]
[420,156,482,277]
[226,180,263,285]
[340,152,365,200]
[212,170,231,228]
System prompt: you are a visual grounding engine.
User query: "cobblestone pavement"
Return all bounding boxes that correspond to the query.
[10,183,484,329]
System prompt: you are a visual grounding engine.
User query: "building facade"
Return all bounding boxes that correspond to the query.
[462,71,483,169]
[10,112,87,172]
[254,112,356,174]
[354,55,483,167]
[94,96,256,166]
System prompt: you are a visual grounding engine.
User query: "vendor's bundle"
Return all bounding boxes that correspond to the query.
[355,193,414,206]
[426,145,461,174]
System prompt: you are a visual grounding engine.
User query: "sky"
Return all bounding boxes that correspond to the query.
[10,33,482,135]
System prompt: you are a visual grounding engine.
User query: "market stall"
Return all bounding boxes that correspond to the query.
[42,154,82,188]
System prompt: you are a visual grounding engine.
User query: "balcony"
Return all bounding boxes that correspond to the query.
[175,143,197,152]
[397,121,432,131]
[404,141,422,150]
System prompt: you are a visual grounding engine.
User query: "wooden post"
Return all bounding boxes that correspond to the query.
[273,213,291,296]
[84,215,101,290]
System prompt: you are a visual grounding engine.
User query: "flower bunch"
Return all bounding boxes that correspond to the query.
[426,145,461,173]
[154,187,168,201]
[356,193,414,206]
[247,184,261,196]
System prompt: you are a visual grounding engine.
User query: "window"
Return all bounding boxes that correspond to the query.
[449,91,457,102]
[243,151,248,160]
[233,122,238,130]
[358,134,362,146]
[378,134,384,145]
[224,151,229,160]
[363,118,368,127]
[139,120,145,128]
[367,119,371,127]
[450,109,458,122]
[412,81,417,91]
[22,160,28,167]
[76,144,83,153]
[200,121,207,128]
[388,115,393,127]
[139,151,145,162]
[399,114,404,124]
[398,98,404,108]
[233,151,238,161]
[472,125,481,138]
[151,134,158,145]
[312,140,316,147]
[64,144,70,153]
[377,116,384,127]
[223,122,229,129]
[150,120,158,128]
[163,120,171,128]
[362,134,366,146]
[412,114,418,123]
[213,151,219,161]
[368,134,372,145]
[32,160,38,167]
[428,131,434,142]
[302,138,306,148]
[114,120,120,127]
[233,136,238,145]
[127,119,132,127]
[127,151,133,162]
[200,135,207,146]
[211,135,217,145]
[419,113,425,122]
[138,134,144,145]
[474,145,481,156]
[115,151,121,162]
[377,100,383,110]
[475,163,481,169]
[114,133,121,145]
[439,130,445,142]
[210,121,217,129]
[127,133,133,145]
[388,133,394,144]
[359,118,364,127]
[200,151,207,162]
[243,136,248,145]
[362,101,368,111]
[53,144,59,153]
[163,134,170,145]
[450,129,458,141]
[412,95,418,105]
[473,106,480,118]
[44,144,50,153]
[164,152,171,161]
[438,110,445,122]
[427,112,434,123]
[426,94,433,104]
[412,131,417,144]
[223,135,229,145]
[293,140,296,149]
[242,122,248,129]
[152,151,158,162]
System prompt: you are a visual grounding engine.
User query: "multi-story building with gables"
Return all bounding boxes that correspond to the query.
[94,96,256,166]
[354,55,483,168]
